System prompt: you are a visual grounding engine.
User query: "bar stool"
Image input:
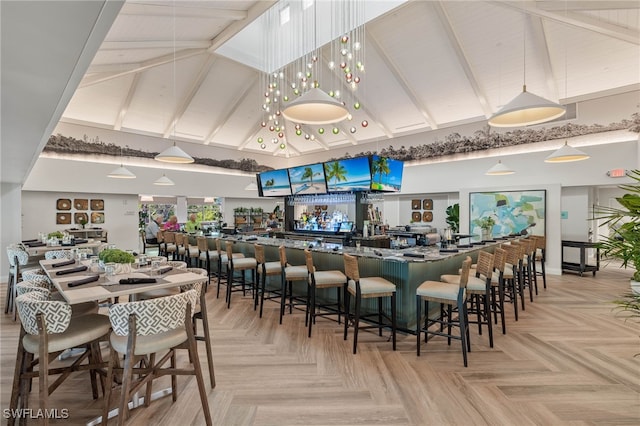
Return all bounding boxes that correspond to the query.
[511,240,534,303]
[183,235,200,267]
[173,233,187,262]
[254,244,282,317]
[163,232,178,260]
[214,238,244,299]
[502,243,526,313]
[531,235,547,289]
[197,236,215,286]
[523,237,540,295]
[304,249,346,338]
[441,252,494,348]
[489,247,508,333]
[416,256,471,367]
[225,241,257,309]
[157,230,166,257]
[278,246,309,324]
[343,253,396,354]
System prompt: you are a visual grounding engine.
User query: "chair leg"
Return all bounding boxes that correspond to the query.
[457,298,469,368]
[484,290,493,348]
[186,321,212,426]
[391,292,397,351]
[145,353,155,406]
[170,351,178,402]
[38,335,50,426]
[343,289,350,341]
[8,329,26,426]
[307,284,314,337]
[416,295,422,356]
[541,256,547,289]
[259,273,267,318]
[199,309,216,389]
[226,266,233,309]
[352,294,361,354]
[102,347,118,426]
[5,271,14,314]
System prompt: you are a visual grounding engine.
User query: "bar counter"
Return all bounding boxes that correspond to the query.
[194,234,503,332]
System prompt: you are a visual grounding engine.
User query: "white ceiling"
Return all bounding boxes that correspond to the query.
[2,0,639,184]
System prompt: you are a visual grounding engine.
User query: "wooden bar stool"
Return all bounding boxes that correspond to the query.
[254,244,282,317]
[225,241,256,309]
[531,235,547,289]
[490,247,508,333]
[416,256,472,367]
[343,253,396,354]
[214,239,244,299]
[278,246,309,324]
[502,243,526,314]
[442,251,494,348]
[196,236,215,286]
[304,249,347,338]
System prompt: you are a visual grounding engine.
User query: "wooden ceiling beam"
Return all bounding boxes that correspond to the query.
[206,74,259,144]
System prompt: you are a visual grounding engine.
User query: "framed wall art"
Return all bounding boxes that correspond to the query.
[74,212,89,225]
[411,199,421,210]
[469,190,546,237]
[411,211,421,222]
[422,211,433,222]
[56,213,71,224]
[91,212,105,224]
[422,199,433,210]
[56,198,71,210]
[90,199,104,210]
[74,199,88,210]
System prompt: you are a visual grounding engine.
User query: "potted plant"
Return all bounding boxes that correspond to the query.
[78,217,87,229]
[594,169,640,293]
[478,216,496,240]
[98,248,135,274]
[445,203,459,233]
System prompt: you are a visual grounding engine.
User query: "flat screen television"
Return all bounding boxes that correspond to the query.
[287,163,328,195]
[338,222,354,233]
[323,157,371,192]
[370,155,404,192]
[257,169,292,197]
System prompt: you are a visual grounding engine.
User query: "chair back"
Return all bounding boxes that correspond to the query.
[458,256,472,288]
[164,232,176,244]
[502,244,521,269]
[304,249,315,274]
[215,238,224,255]
[475,251,494,280]
[157,229,165,243]
[493,247,507,273]
[532,235,546,250]
[7,247,28,267]
[15,291,71,335]
[225,241,235,261]
[16,281,51,298]
[278,245,288,268]
[343,253,360,282]
[254,244,265,264]
[174,233,183,247]
[182,268,207,296]
[197,236,208,252]
[109,290,197,337]
[44,250,73,260]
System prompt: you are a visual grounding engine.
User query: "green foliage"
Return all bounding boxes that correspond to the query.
[98,248,135,264]
[445,203,459,233]
[594,169,640,281]
[478,216,496,230]
[47,231,64,239]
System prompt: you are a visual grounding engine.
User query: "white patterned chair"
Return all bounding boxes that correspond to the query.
[102,290,212,425]
[44,250,73,260]
[136,261,186,301]
[6,246,42,320]
[16,280,99,318]
[10,291,111,426]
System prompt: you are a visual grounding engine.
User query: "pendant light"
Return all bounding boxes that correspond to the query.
[544,141,590,163]
[155,0,194,164]
[154,174,175,186]
[282,88,349,125]
[108,147,136,178]
[488,18,565,127]
[155,144,194,163]
[486,160,515,176]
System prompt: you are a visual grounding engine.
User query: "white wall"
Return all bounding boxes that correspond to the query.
[1,183,22,279]
[561,187,591,241]
[21,191,139,252]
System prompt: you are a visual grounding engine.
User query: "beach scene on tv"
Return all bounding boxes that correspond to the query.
[260,169,291,196]
[324,157,371,192]
[370,155,403,192]
[288,163,328,195]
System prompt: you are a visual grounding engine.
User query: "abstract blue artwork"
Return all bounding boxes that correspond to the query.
[469,190,546,238]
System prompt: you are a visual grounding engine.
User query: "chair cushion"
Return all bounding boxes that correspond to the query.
[416,281,459,301]
[313,270,347,287]
[348,277,395,295]
[467,276,489,292]
[231,257,257,270]
[258,261,281,275]
[199,250,218,261]
[110,328,187,356]
[23,313,111,354]
[284,265,308,280]
[441,274,460,285]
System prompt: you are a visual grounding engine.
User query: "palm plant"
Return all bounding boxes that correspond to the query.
[324,161,347,191]
[594,169,640,281]
[372,157,391,189]
[301,167,319,186]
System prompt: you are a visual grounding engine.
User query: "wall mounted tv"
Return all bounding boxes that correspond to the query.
[370,155,404,192]
[323,156,372,192]
[257,169,292,197]
[288,163,328,195]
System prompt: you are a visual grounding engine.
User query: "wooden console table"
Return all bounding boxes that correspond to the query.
[561,240,600,276]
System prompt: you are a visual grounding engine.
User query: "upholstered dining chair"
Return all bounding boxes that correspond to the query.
[102,290,211,425]
[184,268,215,388]
[10,291,111,426]
[342,253,397,354]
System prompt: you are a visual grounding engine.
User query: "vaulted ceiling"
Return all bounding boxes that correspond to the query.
[2,1,639,185]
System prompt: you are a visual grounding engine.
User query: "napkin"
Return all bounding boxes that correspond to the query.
[25,242,46,247]
[21,239,39,243]
[74,239,89,244]
[156,266,173,275]
[52,259,76,268]
[403,252,425,258]
[56,265,88,275]
[119,278,157,285]
[457,244,472,248]
[67,275,100,287]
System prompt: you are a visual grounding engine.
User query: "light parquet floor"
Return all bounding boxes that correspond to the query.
[1,266,639,425]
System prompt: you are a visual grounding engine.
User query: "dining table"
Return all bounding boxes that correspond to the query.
[25,240,104,257]
[39,258,204,304]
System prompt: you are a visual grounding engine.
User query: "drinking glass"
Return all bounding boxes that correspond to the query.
[355,241,361,251]
[105,262,116,277]
[151,260,162,275]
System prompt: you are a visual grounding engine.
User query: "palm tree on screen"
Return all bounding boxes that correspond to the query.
[324,161,347,191]
[301,167,319,187]
[372,157,390,188]
[265,178,275,187]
